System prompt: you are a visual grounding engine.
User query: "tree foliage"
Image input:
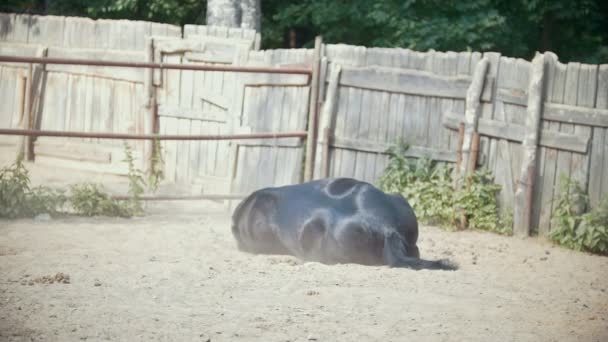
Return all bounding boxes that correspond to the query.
[1,0,606,62]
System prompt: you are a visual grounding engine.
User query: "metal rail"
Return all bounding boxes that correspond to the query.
[0,128,307,141]
[0,55,312,75]
[111,194,247,201]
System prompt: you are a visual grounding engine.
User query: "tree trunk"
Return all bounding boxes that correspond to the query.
[240,0,261,32]
[206,0,240,28]
[206,0,261,32]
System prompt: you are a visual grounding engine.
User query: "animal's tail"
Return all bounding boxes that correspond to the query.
[383,232,457,271]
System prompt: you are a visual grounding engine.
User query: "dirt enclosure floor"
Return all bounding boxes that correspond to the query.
[0,199,607,342]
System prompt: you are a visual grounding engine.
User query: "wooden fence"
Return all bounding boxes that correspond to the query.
[1,13,607,237]
[313,45,608,236]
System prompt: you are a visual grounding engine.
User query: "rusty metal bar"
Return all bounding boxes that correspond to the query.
[454,122,465,188]
[468,132,481,176]
[112,194,247,201]
[0,128,307,141]
[0,55,312,75]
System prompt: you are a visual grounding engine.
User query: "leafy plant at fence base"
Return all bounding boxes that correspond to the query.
[455,169,506,234]
[550,175,608,255]
[69,183,133,217]
[0,140,161,219]
[123,141,145,216]
[0,156,66,218]
[378,142,512,235]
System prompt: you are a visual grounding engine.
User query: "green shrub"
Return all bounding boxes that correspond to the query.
[0,140,157,219]
[68,183,134,217]
[378,142,511,234]
[550,175,608,255]
[0,156,66,218]
[455,169,508,234]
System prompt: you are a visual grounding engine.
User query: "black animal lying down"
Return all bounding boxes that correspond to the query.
[231,178,457,271]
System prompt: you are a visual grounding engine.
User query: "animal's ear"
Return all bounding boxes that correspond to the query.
[298,217,326,254]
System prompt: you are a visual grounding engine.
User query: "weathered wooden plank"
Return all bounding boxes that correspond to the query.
[589,65,608,207]
[458,57,489,182]
[63,17,96,49]
[444,112,588,153]
[44,47,146,82]
[339,65,473,99]
[314,64,342,178]
[158,104,228,123]
[543,102,608,128]
[34,140,111,163]
[477,52,500,171]
[570,64,598,203]
[513,54,545,237]
[331,137,458,163]
[537,53,565,235]
[341,84,359,178]
[552,61,580,209]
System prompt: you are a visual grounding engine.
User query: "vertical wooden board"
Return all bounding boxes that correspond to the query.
[495,139,515,212]
[9,71,22,129]
[112,20,137,51]
[373,154,390,184]
[63,75,77,132]
[394,49,410,69]
[354,90,370,181]
[88,76,103,144]
[479,53,501,170]
[28,15,64,46]
[94,20,113,50]
[536,54,564,234]
[570,64,597,192]
[457,52,472,76]
[82,76,94,142]
[133,21,152,50]
[63,17,96,49]
[45,73,69,132]
[399,94,414,145]
[331,85,350,177]
[164,53,182,107]
[100,78,114,134]
[188,120,203,181]
[176,118,191,182]
[589,65,608,207]
[492,58,515,194]
[163,117,179,182]
[364,91,380,181]
[341,86,360,178]
[377,91,391,143]
[553,62,580,197]
[180,64,195,110]
[232,145,245,194]
[196,121,207,179]
[0,13,15,41]
[385,93,398,145]
[10,14,31,43]
[0,67,15,128]
[150,22,169,37]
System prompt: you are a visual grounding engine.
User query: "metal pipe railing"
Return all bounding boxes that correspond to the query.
[0,128,307,141]
[0,55,312,75]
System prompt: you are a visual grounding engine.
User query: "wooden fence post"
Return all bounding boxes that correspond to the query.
[513,53,546,237]
[314,64,342,179]
[303,36,323,182]
[23,46,48,161]
[144,37,157,174]
[457,57,489,187]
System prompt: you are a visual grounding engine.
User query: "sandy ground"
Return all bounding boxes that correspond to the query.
[1,199,607,342]
[1,156,608,341]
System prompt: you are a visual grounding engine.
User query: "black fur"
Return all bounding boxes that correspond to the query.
[232,178,457,271]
